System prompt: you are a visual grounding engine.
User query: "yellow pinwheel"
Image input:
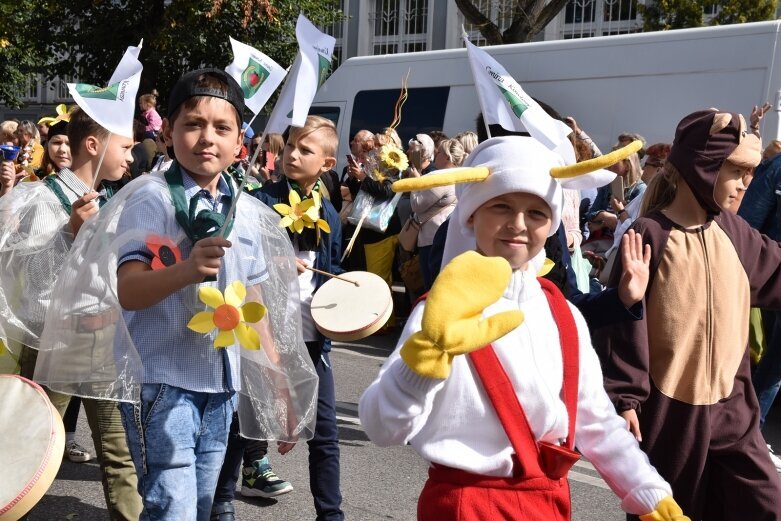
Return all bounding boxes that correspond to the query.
[273,190,331,235]
[37,104,73,127]
[187,281,267,350]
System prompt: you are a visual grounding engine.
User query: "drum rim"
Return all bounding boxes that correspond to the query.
[0,375,65,518]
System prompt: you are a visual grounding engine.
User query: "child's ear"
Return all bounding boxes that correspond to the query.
[83,136,101,158]
[321,156,337,173]
[161,119,172,146]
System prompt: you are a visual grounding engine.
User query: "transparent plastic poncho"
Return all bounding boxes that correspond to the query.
[34,173,318,441]
[0,182,72,355]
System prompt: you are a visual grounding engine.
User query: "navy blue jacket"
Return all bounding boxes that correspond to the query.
[251,180,343,352]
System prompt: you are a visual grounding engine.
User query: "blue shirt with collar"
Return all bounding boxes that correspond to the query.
[116,170,268,393]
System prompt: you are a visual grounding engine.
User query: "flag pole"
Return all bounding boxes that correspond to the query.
[91,132,113,191]
[219,129,268,238]
[462,26,492,140]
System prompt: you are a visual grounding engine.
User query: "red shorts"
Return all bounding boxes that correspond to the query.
[418,464,571,521]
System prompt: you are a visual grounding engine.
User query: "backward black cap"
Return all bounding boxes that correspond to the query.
[166,68,245,120]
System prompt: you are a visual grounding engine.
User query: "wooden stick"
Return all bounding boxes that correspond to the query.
[306,266,359,286]
[305,266,359,287]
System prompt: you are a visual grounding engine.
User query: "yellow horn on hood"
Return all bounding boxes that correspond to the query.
[550,140,643,179]
[392,167,490,193]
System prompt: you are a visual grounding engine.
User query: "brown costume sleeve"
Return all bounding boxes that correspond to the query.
[596,213,671,413]
[716,211,781,310]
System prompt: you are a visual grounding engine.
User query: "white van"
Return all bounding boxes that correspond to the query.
[312,20,781,172]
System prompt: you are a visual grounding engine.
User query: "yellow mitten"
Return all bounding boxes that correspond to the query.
[639,497,691,521]
[400,251,524,379]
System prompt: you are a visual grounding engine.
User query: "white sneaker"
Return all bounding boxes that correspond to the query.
[768,445,781,473]
[65,440,93,463]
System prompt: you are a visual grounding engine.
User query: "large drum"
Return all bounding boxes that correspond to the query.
[311,271,393,342]
[0,375,65,520]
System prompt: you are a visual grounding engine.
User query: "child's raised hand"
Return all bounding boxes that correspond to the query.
[618,230,651,308]
[69,192,100,236]
[184,236,231,283]
[400,251,524,379]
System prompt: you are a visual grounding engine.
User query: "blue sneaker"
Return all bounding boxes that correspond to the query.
[240,456,294,498]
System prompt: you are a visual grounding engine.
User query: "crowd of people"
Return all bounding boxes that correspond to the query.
[2,65,781,521]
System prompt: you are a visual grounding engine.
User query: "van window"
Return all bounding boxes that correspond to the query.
[309,106,341,127]
[350,87,449,145]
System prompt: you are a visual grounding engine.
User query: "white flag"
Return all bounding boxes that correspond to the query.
[225,37,287,115]
[67,41,143,139]
[463,33,574,163]
[265,14,335,133]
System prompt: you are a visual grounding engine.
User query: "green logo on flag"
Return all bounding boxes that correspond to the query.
[240,57,270,99]
[75,82,121,100]
[317,54,331,88]
[497,84,528,119]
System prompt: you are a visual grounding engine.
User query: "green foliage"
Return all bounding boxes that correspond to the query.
[2,0,343,112]
[638,0,777,32]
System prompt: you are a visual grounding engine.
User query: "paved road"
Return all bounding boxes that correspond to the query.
[26,332,781,520]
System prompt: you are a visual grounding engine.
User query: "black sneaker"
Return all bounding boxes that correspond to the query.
[240,456,293,498]
[210,501,235,521]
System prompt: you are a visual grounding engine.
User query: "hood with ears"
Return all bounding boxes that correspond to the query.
[667,109,762,215]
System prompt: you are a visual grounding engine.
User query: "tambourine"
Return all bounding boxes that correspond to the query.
[0,375,65,520]
[310,271,393,342]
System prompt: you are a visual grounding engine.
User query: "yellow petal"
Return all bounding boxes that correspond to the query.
[317,219,331,234]
[235,323,261,350]
[225,280,246,307]
[56,103,67,115]
[304,204,320,221]
[214,330,235,348]
[279,215,295,229]
[187,311,216,333]
[537,258,556,277]
[300,198,315,210]
[273,203,291,216]
[293,218,304,233]
[240,301,267,323]
[199,287,224,308]
[311,190,321,206]
[289,190,301,206]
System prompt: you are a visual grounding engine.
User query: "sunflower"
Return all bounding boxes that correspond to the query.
[187,281,267,350]
[273,190,330,235]
[378,143,409,173]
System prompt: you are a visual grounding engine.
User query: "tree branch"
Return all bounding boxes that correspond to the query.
[455,0,505,45]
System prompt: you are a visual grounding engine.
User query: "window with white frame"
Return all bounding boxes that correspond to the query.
[370,0,429,55]
[20,74,41,103]
[562,0,641,39]
[321,1,346,67]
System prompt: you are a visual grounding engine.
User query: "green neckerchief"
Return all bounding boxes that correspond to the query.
[288,178,321,201]
[164,160,235,244]
[43,175,73,215]
[43,173,112,216]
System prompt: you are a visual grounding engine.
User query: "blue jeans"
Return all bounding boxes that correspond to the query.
[119,384,236,521]
[754,310,781,429]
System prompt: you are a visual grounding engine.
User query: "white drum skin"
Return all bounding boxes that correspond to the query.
[0,375,65,520]
[311,271,394,342]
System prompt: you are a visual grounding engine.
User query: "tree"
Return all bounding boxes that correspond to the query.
[455,0,572,44]
[3,0,343,111]
[638,0,776,32]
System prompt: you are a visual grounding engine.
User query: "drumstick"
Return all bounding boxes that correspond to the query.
[305,266,360,287]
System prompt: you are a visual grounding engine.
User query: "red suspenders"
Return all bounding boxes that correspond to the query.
[468,277,581,480]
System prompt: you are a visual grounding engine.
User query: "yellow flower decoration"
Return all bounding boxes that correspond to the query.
[273,190,331,235]
[187,281,267,350]
[37,104,73,127]
[379,143,409,172]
